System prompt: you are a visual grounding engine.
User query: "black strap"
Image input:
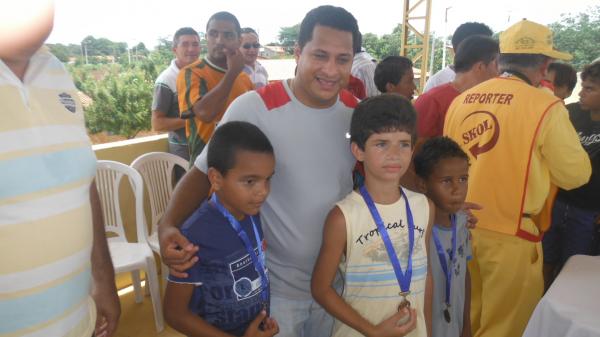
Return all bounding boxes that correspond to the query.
[502,69,533,86]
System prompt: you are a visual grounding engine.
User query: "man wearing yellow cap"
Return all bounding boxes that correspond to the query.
[443,19,591,337]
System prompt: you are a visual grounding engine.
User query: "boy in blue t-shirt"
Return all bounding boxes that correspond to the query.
[164,121,279,337]
[414,137,472,337]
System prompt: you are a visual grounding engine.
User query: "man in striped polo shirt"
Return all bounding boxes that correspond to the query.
[0,2,120,337]
[177,11,253,163]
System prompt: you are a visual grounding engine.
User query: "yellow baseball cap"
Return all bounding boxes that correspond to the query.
[500,19,572,60]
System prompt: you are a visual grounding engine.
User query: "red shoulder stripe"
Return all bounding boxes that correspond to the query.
[339,89,359,108]
[257,81,291,111]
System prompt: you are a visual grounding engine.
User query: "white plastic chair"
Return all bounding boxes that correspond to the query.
[131,152,189,284]
[96,160,164,332]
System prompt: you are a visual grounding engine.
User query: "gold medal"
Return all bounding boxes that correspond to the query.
[397,291,411,311]
[443,306,451,323]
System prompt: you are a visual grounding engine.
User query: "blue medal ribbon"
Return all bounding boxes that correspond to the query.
[211,194,269,306]
[359,185,415,296]
[431,214,457,308]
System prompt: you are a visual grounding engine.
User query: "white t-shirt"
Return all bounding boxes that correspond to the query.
[423,66,456,93]
[243,61,269,89]
[351,51,380,97]
[195,80,357,299]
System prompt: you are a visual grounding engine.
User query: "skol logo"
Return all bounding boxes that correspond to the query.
[460,111,500,158]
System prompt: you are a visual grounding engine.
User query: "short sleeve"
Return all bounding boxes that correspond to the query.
[194,91,263,173]
[167,233,203,285]
[167,264,203,285]
[151,83,174,113]
[414,95,442,138]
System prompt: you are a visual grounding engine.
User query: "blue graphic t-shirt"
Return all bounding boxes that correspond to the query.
[168,200,269,336]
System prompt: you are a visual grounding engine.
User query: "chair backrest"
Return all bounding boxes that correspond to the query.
[96,160,147,243]
[130,152,189,237]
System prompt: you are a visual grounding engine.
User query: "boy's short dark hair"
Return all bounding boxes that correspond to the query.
[414,137,469,179]
[350,94,417,149]
[241,27,257,35]
[548,62,577,91]
[206,11,241,36]
[451,22,493,51]
[454,35,499,73]
[207,121,274,175]
[297,5,360,52]
[173,27,199,47]
[581,61,600,84]
[374,56,413,93]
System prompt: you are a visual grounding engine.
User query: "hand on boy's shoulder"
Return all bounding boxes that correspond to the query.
[462,202,483,229]
[242,310,279,337]
[159,225,200,278]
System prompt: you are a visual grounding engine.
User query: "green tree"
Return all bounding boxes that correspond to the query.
[278,24,300,54]
[84,65,153,138]
[149,37,173,66]
[549,5,600,70]
[47,43,70,62]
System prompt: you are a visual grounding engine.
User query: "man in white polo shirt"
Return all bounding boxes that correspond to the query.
[151,27,200,161]
[0,2,120,336]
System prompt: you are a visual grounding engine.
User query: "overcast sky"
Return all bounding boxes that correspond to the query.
[47,0,596,48]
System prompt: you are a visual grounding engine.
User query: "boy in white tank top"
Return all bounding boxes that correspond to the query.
[312,94,434,337]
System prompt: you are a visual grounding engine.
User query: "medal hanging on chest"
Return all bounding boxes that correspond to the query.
[211,194,269,309]
[359,186,415,312]
[432,214,458,323]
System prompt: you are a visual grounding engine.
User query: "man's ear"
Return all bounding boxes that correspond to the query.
[207,167,223,191]
[385,82,395,93]
[474,60,485,73]
[294,43,301,63]
[351,142,365,162]
[540,57,554,78]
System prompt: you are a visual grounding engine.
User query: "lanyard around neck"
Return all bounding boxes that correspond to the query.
[432,214,458,306]
[359,186,415,294]
[211,194,268,304]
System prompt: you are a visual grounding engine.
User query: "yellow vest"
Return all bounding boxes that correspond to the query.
[444,76,562,241]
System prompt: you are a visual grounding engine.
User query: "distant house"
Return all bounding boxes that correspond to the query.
[260,45,286,59]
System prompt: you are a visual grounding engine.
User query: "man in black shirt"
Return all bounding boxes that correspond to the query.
[543,61,600,288]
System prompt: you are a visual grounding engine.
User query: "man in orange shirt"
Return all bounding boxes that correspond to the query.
[177,11,253,162]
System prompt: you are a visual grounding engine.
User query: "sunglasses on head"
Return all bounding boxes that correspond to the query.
[242,43,260,49]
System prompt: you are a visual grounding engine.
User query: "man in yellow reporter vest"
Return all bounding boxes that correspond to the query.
[443,19,592,337]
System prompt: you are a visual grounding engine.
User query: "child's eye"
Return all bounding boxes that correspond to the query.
[244,179,256,185]
[400,142,412,148]
[459,176,469,183]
